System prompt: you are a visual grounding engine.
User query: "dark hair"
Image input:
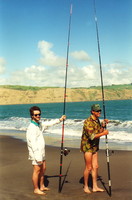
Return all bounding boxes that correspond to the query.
[29,106,41,118]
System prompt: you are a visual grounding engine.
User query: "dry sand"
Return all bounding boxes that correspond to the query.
[0,135,132,200]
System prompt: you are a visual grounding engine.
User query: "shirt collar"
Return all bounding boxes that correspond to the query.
[31,120,40,127]
[90,115,98,122]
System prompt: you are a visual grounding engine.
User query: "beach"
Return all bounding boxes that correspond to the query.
[0,135,132,200]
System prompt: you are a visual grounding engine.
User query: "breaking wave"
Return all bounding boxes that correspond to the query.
[0,117,132,144]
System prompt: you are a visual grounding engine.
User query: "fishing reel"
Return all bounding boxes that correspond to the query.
[61,147,70,156]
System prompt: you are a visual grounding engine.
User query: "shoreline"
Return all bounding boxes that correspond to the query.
[0,98,132,106]
[0,131,132,151]
[0,135,132,200]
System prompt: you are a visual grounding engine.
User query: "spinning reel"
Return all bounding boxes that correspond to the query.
[61,147,70,156]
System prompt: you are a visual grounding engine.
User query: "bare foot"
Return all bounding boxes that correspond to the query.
[34,189,46,195]
[83,187,92,194]
[40,187,50,191]
[93,187,104,192]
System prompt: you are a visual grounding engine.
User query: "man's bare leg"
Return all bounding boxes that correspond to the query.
[32,165,46,195]
[92,152,104,192]
[83,152,92,194]
[39,161,50,191]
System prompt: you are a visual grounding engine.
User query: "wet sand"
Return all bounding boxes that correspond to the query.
[0,135,132,200]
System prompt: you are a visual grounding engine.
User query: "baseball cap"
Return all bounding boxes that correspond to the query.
[91,104,101,112]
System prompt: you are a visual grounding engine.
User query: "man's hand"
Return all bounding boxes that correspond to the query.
[59,115,66,122]
[101,119,109,127]
[103,129,109,136]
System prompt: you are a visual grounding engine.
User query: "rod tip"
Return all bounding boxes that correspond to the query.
[70,4,73,14]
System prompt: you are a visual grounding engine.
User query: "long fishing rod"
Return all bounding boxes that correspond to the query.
[93,0,112,196]
[58,4,72,193]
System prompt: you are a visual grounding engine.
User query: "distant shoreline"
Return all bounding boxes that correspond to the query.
[0,84,132,105]
[0,98,131,106]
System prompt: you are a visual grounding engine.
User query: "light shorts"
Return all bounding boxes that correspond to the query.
[32,158,45,165]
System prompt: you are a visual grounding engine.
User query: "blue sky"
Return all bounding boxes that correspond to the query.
[0,0,132,88]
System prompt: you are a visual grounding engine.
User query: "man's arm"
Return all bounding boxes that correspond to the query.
[94,129,109,139]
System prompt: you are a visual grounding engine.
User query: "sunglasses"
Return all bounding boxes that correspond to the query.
[33,114,41,116]
[95,110,101,113]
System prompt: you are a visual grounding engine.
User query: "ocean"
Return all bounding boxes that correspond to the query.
[0,99,132,150]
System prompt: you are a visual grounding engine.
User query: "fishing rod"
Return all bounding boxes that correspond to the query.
[58,4,72,193]
[93,0,112,196]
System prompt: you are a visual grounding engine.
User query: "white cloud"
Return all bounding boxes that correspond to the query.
[103,63,132,85]
[38,40,65,67]
[0,41,131,88]
[66,64,100,87]
[4,64,65,87]
[25,65,45,80]
[70,50,91,61]
[1,61,131,87]
[0,57,6,74]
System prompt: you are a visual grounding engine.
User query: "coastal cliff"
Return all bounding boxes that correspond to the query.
[0,84,132,105]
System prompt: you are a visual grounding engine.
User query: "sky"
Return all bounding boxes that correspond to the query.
[0,0,132,88]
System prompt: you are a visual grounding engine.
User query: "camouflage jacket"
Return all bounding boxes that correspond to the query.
[80,115,101,153]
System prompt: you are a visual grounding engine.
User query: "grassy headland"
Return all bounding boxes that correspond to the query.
[0,84,132,105]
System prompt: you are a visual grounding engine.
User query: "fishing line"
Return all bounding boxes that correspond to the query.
[93,0,112,196]
[58,4,73,193]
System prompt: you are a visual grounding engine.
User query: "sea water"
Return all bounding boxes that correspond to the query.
[0,99,132,150]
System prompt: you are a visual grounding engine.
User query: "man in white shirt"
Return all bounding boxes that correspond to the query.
[26,106,66,195]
